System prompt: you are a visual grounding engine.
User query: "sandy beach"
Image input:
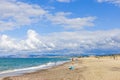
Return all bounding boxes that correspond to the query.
[1,57,120,80]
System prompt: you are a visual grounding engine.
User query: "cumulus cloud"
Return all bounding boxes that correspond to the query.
[47,29,120,53]
[0,29,120,54]
[97,0,120,6]
[0,0,96,31]
[56,0,73,3]
[47,12,96,30]
[0,0,47,31]
[0,29,55,53]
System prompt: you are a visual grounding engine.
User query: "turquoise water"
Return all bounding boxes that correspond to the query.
[0,57,69,77]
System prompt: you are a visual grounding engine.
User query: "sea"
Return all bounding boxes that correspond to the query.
[0,57,70,77]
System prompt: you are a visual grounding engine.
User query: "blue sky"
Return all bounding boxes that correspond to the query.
[2,0,120,36]
[0,0,120,56]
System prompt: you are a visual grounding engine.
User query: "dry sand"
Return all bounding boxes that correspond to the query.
[1,57,120,80]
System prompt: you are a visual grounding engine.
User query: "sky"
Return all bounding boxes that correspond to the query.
[0,0,120,56]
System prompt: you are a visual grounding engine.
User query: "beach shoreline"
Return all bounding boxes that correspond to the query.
[1,56,120,80]
[0,61,72,80]
[0,60,70,79]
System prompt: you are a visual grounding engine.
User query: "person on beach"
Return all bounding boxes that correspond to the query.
[72,58,74,61]
[69,58,75,70]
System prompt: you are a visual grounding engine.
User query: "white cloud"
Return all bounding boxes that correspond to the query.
[0,29,55,53]
[56,0,73,3]
[0,0,47,31]
[47,30,120,51]
[47,12,96,30]
[97,0,120,6]
[0,0,96,31]
[0,29,120,54]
